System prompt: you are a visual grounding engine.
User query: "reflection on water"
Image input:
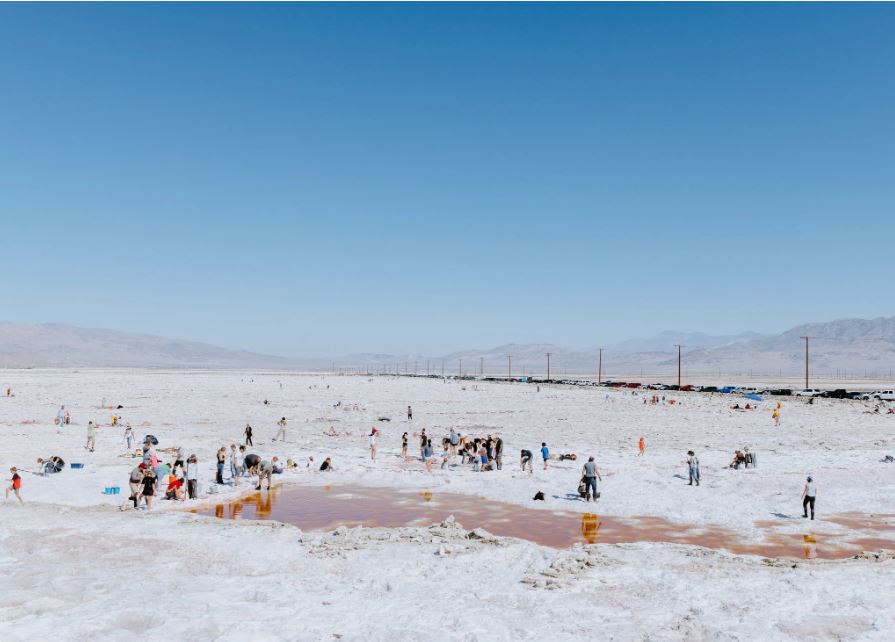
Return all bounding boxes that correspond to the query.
[194,485,895,560]
[580,513,602,544]
[803,533,817,559]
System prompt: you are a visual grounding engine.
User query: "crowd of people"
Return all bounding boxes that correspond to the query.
[2,393,823,524]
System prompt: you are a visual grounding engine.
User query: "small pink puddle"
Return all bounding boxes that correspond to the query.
[195,486,895,560]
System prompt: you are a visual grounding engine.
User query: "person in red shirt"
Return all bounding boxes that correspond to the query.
[638,437,645,456]
[6,467,23,503]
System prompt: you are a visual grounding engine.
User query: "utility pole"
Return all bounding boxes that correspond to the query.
[545,352,552,381]
[597,347,603,384]
[674,345,683,388]
[507,355,512,380]
[800,336,813,390]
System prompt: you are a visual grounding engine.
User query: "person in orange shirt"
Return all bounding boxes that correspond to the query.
[638,436,645,456]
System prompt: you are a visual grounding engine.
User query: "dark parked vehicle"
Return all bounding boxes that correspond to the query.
[767,388,793,396]
[679,385,694,392]
[700,386,718,393]
[666,385,680,391]
[822,389,849,399]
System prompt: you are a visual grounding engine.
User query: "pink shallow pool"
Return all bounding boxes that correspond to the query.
[195,485,895,560]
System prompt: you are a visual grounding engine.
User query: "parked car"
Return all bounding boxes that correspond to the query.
[679,384,694,392]
[666,384,680,391]
[846,391,866,400]
[768,388,792,396]
[795,389,824,397]
[650,383,668,390]
[861,390,895,401]
[718,386,737,394]
[735,387,759,394]
[821,389,849,399]
[700,386,718,393]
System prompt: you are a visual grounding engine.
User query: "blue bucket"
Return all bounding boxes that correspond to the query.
[71,463,85,469]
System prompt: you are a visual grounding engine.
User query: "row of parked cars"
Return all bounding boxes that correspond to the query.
[405,373,894,400]
[539,379,895,400]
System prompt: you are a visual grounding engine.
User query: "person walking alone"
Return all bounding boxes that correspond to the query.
[638,436,645,456]
[802,476,817,520]
[581,457,602,502]
[244,424,253,446]
[407,405,413,421]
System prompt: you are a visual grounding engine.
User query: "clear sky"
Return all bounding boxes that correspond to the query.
[1,3,893,357]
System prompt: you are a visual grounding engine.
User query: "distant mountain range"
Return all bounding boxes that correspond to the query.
[0,323,296,369]
[2,318,894,375]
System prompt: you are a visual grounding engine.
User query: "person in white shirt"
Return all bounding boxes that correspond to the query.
[274,417,287,441]
[801,475,817,520]
[369,427,378,461]
[229,443,240,486]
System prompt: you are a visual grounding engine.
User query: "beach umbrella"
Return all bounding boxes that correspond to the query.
[143,434,159,445]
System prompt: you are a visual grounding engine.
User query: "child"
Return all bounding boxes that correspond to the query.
[6,467,23,503]
[541,442,549,469]
[638,436,645,456]
[139,468,156,509]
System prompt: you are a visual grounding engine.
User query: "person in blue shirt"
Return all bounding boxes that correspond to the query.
[540,443,549,469]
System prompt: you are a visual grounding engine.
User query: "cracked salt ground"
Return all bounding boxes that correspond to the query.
[197,485,895,560]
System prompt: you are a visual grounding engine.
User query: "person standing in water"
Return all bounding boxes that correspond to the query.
[494,436,504,470]
[638,437,645,456]
[56,405,66,427]
[540,443,549,469]
[401,432,408,459]
[274,417,287,442]
[124,424,135,452]
[686,451,700,486]
[186,455,199,499]
[244,424,254,446]
[802,476,817,520]
[407,405,413,420]
[86,421,97,452]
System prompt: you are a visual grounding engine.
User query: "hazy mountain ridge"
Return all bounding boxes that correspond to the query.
[2,317,894,374]
[0,323,296,369]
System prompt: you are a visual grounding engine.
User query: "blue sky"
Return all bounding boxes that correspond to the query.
[1,3,893,356]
